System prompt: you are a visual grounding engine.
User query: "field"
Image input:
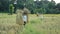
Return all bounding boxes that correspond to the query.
[0,13,60,34]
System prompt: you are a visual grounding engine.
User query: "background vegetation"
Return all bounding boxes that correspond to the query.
[0,0,60,34]
[0,0,60,14]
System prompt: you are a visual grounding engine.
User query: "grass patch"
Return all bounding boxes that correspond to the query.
[0,13,60,34]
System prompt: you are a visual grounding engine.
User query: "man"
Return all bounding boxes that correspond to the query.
[23,11,27,26]
[23,8,30,26]
[16,5,30,26]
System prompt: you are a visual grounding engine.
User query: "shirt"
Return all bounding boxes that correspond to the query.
[23,15,27,22]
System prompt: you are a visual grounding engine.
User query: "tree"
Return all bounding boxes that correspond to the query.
[56,3,60,10]
[0,0,9,12]
[34,8,46,14]
[56,3,60,14]
[48,0,56,9]
[25,0,34,14]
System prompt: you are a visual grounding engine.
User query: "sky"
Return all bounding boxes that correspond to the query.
[34,0,60,4]
[49,0,60,3]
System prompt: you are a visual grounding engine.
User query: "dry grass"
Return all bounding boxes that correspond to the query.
[0,13,60,34]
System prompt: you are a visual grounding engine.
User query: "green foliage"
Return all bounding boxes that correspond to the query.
[0,0,9,12]
[9,4,14,15]
[46,8,60,14]
[0,0,60,14]
[56,3,60,10]
[34,8,46,14]
[48,1,55,9]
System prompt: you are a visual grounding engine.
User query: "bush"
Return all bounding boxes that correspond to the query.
[9,4,14,15]
[34,8,46,14]
[46,8,60,14]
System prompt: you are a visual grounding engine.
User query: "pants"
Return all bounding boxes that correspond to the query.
[24,21,26,26]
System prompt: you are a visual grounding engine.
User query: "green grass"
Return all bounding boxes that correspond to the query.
[0,13,60,34]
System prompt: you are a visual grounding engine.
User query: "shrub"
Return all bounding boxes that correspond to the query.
[9,4,14,15]
[34,8,46,14]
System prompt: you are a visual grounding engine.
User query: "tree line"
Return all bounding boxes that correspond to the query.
[0,0,60,14]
